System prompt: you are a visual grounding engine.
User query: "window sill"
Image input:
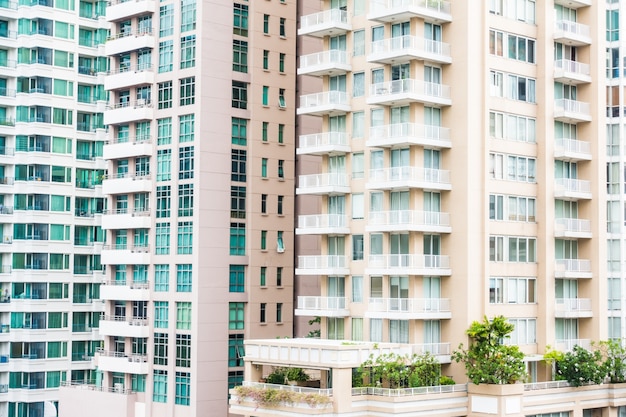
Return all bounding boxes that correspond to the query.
[262,141,269,144]
[278,142,285,146]
[262,177,268,180]
[261,249,268,253]
[278,178,285,181]
[277,286,283,289]
[261,213,268,216]
[277,214,284,217]
[280,36,286,40]
[260,322,267,326]
[260,286,267,289]
[263,69,270,73]
[276,322,284,325]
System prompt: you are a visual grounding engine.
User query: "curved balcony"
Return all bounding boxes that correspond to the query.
[366,254,451,276]
[295,296,349,317]
[295,255,349,276]
[296,214,350,235]
[298,50,351,77]
[367,167,451,191]
[104,28,155,56]
[553,138,591,161]
[554,20,591,46]
[100,280,150,301]
[368,0,452,23]
[297,132,350,156]
[368,36,451,65]
[102,172,152,195]
[555,298,592,318]
[366,210,451,233]
[554,218,591,239]
[298,9,351,38]
[554,98,591,123]
[297,173,350,196]
[554,259,592,279]
[98,315,149,338]
[368,123,451,149]
[554,178,591,200]
[366,298,451,319]
[96,350,149,374]
[101,244,150,265]
[368,79,451,107]
[101,209,151,230]
[106,0,157,22]
[553,59,591,85]
[104,64,155,91]
[298,91,350,116]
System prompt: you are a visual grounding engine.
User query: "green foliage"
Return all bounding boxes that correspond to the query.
[306,316,321,338]
[452,315,527,385]
[552,345,605,387]
[355,352,441,388]
[234,386,332,409]
[599,340,626,383]
[265,367,309,385]
[439,375,456,385]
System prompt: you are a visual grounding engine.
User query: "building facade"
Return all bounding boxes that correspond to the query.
[293,0,606,384]
[0,1,108,416]
[52,1,296,417]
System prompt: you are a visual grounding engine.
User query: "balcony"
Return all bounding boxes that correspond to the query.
[298,50,351,77]
[296,214,350,235]
[102,172,151,195]
[103,136,152,160]
[368,79,451,107]
[367,123,451,149]
[553,59,591,85]
[366,254,451,276]
[101,209,151,230]
[98,315,149,338]
[104,28,155,56]
[368,0,452,23]
[295,255,349,276]
[366,210,451,233]
[106,0,157,22]
[96,350,149,374]
[553,20,591,46]
[553,138,591,161]
[297,132,350,156]
[295,296,349,317]
[555,339,591,352]
[554,218,592,239]
[298,91,350,116]
[554,99,592,123]
[366,298,451,320]
[555,298,592,318]
[298,9,351,38]
[100,281,149,301]
[554,178,592,200]
[366,167,451,191]
[100,244,150,265]
[104,64,155,91]
[412,343,451,362]
[368,36,451,65]
[103,100,154,125]
[553,0,591,7]
[554,259,592,279]
[297,173,350,195]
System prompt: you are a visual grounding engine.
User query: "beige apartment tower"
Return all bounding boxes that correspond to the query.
[293,0,606,384]
[59,0,297,416]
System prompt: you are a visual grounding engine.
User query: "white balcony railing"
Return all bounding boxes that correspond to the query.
[555,20,591,39]
[299,50,349,68]
[368,210,450,228]
[555,298,592,312]
[300,9,348,30]
[298,132,350,150]
[412,343,451,356]
[370,36,451,60]
[554,59,590,77]
[298,173,349,188]
[555,138,591,155]
[554,177,591,194]
[555,258,592,274]
[297,296,347,310]
[368,298,450,314]
[299,91,349,110]
[370,79,450,101]
[368,254,449,269]
[369,123,451,147]
[297,255,348,270]
[555,338,591,352]
[554,98,590,115]
[368,167,450,186]
[555,218,591,234]
[369,0,452,16]
[298,214,347,229]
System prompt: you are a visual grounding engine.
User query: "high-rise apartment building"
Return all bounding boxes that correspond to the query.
[41,1,295,417]
[0,1,109,416]
[230,0,609,414]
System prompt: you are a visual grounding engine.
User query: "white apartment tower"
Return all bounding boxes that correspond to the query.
[0,0,109,416]
[293,0,606,383]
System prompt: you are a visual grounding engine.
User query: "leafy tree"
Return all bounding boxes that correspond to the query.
[599,340,626,383]
[306,316,321,338]
[551,345,604,387]
[355,352,442,388]
[452,315,526,384]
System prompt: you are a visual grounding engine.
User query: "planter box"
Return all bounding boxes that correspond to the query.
[468,383,524,416]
